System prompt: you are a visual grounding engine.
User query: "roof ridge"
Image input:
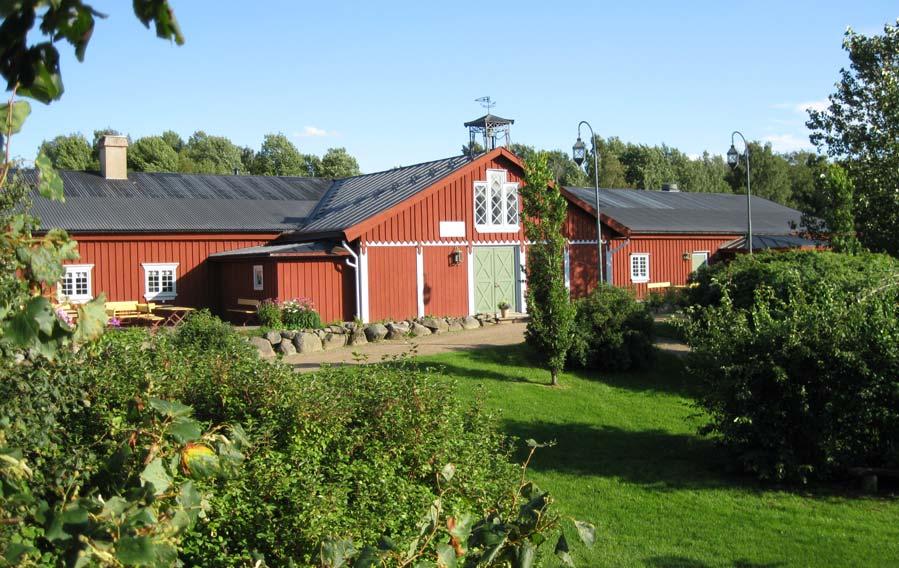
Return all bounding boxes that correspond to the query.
[333,154,471,181]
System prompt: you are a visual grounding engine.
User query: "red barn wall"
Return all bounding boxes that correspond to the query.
[569,244,600,299]
[607,235,735,298]
[276,259,355,323]
[357,154,525,244]
[422,246,468,317]
[367,247,418,321]
[564,204,599,241]
[69,233,278,307]
[217,260,277,310]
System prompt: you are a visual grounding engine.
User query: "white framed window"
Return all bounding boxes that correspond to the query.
[253,264,264,291]
[630,254,649,283]
[474,169,519,233]
[58,264,94,303]
[142,262,178,301]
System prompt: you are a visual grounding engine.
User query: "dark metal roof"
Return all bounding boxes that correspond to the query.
[564,187,802,235]
[208,240,347,260]
[720,234,828,251]
[464,114,514,127]
[22,170,331,233]
[296,154,473,234]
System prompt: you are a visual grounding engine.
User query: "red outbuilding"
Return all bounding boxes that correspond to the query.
[32,121,809,323]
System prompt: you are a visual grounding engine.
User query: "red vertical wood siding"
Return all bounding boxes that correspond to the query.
[67,234,278,307]
[422,246,468,317]
[564,204,600,241]
[367,247,418,321]
[568,244,599,299]
[606,235,736,298]
[217,260,277,312]
[357,155,525,244]
[276,259,354,323]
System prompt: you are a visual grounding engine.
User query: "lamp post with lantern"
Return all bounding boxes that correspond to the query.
[572,121,603,284]
[727,131,753,254]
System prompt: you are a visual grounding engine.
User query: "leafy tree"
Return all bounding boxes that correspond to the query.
[510,143,588,186]
[37,133,92,170]
[160,129,184,153]
[725,141,793,205]
[462,140,484,156]
[800,163,862,253]
[520,153,576,386]
[807,21,899,256]
[251,133,307,176]
[320,147,361,178]
[182,130,243,174]
[129,135,179,172]
[239,145,255,174]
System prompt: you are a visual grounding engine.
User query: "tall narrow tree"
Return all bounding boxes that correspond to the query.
[520,153,576,386]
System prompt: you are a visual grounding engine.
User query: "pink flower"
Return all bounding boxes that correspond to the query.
[56,308,74,327]
[108,317,121,328]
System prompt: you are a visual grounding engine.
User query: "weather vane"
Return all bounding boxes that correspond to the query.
[475,96,495,115]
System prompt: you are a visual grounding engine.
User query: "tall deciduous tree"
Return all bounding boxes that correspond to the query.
[725,141,793,205]
[801,163,862,253]
[128,135,179,172]
[251,133,307,176]
[320,147,361,178]
[520,153,576,386]
[807,21,899,256]
[182,131,243,174]
[37,133,92,170]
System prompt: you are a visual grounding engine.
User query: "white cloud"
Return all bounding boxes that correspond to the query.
[762,133,813,153]
[795,99,829,113]
[295,126,331,137]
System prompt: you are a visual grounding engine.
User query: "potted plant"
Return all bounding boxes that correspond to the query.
[498,300,511,318]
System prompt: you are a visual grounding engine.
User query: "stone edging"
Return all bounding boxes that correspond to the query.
[247,314,504,358]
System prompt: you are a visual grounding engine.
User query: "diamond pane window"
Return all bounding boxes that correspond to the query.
[490,179,504,225]
[474,182,488,225]
[505,186,519,226]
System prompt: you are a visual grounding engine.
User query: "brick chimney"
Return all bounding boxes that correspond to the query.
[99,135,128,179]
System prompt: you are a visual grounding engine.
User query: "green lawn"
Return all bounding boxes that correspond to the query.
[414,345,899,568]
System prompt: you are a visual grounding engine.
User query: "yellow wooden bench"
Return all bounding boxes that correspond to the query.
[227,298,260,325]
[105,301,164,327]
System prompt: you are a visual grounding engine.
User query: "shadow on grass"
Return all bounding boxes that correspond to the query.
[644,557,784,568]
[504,419,732,491]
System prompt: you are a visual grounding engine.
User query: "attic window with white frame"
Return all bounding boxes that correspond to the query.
[59,264,93,303]
[630,253,649,283]
[474,169,519,233]
[142,262,178,301]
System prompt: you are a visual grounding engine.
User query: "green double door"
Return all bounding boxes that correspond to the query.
[474,246,517,313]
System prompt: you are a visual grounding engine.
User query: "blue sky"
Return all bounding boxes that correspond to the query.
[11,1,898,172]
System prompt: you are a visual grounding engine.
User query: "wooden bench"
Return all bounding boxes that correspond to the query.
[227,298,260,325]
[848,467,899,494]
[105,301,165,327]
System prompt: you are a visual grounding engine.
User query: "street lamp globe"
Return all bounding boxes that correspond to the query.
[726,144,740,169]
[572,137,587,166]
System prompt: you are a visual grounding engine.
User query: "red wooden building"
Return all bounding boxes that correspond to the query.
[33,127,806,323]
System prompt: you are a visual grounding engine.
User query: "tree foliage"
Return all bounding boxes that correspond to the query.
[320,146,361,178]
[807,20,899,256]
[725,142,793,205]
[37,133,92,170]
[129,135,179,172]
[250,133,307,176]
[520,153,576,386]
[800,163,862,253]
[181,131,243,175]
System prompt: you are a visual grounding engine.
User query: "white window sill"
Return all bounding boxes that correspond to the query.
[631,279,649,284]
[144,293,177,302]
[58,295,93,304]
[475,224,520,234]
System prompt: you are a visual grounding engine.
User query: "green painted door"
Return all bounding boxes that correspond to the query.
[474,246,517,313]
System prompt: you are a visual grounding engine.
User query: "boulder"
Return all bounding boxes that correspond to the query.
[447,320,463,332]
[462,316,481,330]
[421,316,449,334]
[387,321,411,340]
[292,331,323,354]
[264,330,282,345]
[410,322,431,337]
[249,336,276,359]
[328,325,345,334]
[280,330,297,340]
[348,327,368,346]
[364,323,388,342]
[322,333,346,351]
[276,339,297,356]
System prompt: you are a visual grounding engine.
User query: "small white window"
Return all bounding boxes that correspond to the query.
[630,254,649,283]
[253,265,264,291]
[59,264,94,303]
[142,263,178,301]
[474,169,520,233]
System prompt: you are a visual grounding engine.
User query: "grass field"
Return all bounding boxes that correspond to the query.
[414,345,899,567]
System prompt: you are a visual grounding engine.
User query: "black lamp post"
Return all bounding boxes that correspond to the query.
[727,131,753,254]
[572,121,603,284]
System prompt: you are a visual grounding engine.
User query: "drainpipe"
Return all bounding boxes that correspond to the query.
[342,240,361,321]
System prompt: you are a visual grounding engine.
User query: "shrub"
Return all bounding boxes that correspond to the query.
[256,298,281,328]
[681,253,899,483]
[568,285,655,372]
[280,297,321,329]
[173,308,241,351]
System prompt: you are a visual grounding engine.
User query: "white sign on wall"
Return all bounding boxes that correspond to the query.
[439,221,465,238]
